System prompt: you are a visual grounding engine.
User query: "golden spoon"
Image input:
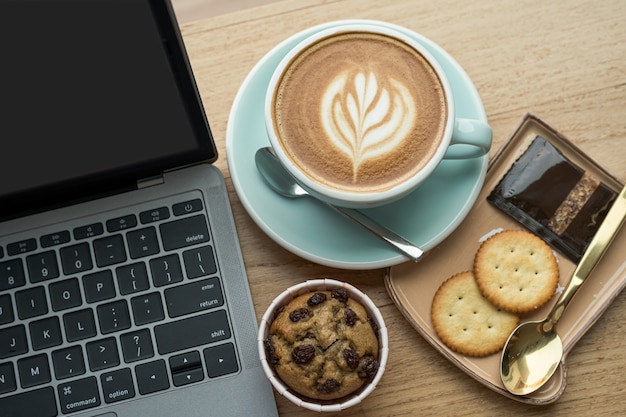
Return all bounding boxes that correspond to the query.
[500,184,626,396]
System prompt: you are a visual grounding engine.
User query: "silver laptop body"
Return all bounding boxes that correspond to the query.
[0,1,278,416]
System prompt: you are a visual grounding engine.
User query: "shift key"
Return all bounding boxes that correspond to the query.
[154,310,231,355]
[159,215,209,251]
[164,277,224,318]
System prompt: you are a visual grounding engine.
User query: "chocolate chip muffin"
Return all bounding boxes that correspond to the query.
[264,288,380,400]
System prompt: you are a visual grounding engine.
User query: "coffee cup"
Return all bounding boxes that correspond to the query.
[265,22,492,208]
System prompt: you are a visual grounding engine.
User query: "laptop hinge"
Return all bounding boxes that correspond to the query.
[137,174,165,189]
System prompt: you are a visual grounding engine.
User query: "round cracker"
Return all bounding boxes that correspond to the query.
[431,271,519,357]
[474,229,559,314]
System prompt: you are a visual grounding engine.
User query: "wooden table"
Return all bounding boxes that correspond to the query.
[180,0,626,415]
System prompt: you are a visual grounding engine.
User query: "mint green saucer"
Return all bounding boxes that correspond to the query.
[226,20,489,269]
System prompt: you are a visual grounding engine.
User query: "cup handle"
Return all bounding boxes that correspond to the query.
[443,118,492,159]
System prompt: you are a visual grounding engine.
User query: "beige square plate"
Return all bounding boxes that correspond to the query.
[385,113,625,404]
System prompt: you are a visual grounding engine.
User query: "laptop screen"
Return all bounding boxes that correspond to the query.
[0,0,217,221]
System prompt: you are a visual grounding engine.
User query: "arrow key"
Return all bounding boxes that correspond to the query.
[170,350,203,387]
[204,343,238,378]
[172,366,204,387]
[136,359,169,395]
[169,350,201,373]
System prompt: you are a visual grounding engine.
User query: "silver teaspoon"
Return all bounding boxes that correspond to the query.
[255,147,423,262]
[500,184,626,395]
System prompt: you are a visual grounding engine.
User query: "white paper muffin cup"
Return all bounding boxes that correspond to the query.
[258,278,388,412]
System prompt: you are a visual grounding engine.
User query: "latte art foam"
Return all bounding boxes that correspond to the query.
[321,70,417,182]
[273,31,447,194]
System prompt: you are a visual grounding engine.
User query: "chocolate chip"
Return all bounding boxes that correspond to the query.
[264,337,279,365]
[358,355,379,379]
[307,292,327,306]
[330,288,349,303]
[289,308,310,322]
[344,308,357,326]
[292,344,315,364]
[318,378,341,394]
[343,348,360,369]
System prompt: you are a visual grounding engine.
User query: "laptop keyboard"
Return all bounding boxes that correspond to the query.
[0,195,239,416]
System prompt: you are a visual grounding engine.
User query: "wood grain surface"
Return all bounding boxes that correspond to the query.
[178,0,626,415]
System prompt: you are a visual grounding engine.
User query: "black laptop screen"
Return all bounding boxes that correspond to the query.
[0,0,216,221]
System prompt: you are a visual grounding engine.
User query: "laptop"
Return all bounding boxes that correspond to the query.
[0,1,279,416]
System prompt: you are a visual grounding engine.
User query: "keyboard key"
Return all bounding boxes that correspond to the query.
[154,310,231,355]
[126,227,160,259]
[120,329,154,363]
[18,353,51,388]
[60,243,93,275]
[116,262,150,295]
[101,368,135,404]
[97,300,131,334]
[135,359,169,395]
[106,214,137,232]
[57,376,100,414]
[0,386,57,417]
[149,254,183,287]
[0,361,17,394]
[204,343,239,378]
[170,350,203,387]
[49,278,83,311]
[73,223,104,240]
[26,250,60,283]
[86,337,120,371]
[7,238,37,255]
[159,215,210,251]
[63,308,97,342]
[0,294,14,325]
[93,235,127,267]
[183,245,217,278]
[139,207,170,224]
[0,325,28,358]
[164,277,224,318]
[131,292,164,325]
[83,270,116,303]
[30,316,63,350]
[172,366,204,387]
[0,258,26,291]
[40,230,71,248]
[169,350,201,372]
[15,286,48,319]
[52,345,86,380]
[173,199,203,216]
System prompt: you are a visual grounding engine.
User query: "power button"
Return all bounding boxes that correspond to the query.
[173,199,203,216]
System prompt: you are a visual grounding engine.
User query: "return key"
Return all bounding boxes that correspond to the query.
[164,277,224,318]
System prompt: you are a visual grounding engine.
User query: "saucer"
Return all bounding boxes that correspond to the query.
[226,20,489,269]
